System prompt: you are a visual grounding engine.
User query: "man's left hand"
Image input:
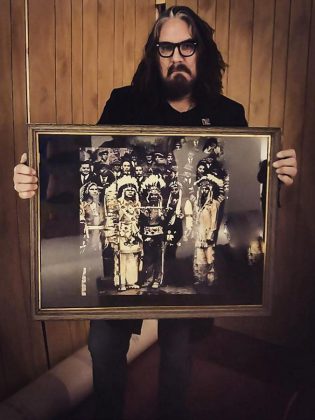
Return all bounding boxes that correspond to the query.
[272,149,297,186]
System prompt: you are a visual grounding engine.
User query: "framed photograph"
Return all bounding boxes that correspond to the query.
[28,125,280,319]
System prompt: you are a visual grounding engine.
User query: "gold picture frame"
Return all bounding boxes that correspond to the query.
[28,124,280,320]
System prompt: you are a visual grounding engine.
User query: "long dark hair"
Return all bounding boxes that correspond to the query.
[132,5,227,107]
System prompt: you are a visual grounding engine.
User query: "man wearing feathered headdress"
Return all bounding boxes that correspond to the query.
[193,177,219,286]
[139,174,166,289]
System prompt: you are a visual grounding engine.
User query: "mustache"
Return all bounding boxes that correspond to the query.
[167,64,192,77]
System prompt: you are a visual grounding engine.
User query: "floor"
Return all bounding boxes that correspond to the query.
[60,327,315,420]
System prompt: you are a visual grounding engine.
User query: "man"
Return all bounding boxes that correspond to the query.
[80,160,95,185]
[13,6,297,420]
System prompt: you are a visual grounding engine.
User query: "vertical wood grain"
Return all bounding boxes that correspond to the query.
[123,0,136,85]
[269,0,291,128]
[0,0,15,397]
[248,0,275,126]
[135,0,154,68]
[82,0,98,123]
[227,0,254,117]
[28,0,56,123]
[175,0,198,12]
[214,0,230,93]
[72,0,84,124]
[0,0,47,400]
[55,0,72,124]
[114,0,124,87]
[98,0,115,117]
[11,0,47,381]
[295,0,315,344]
[198,0,216,30]
[278,0,312,342]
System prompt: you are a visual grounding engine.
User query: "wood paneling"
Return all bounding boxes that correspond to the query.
[55,0,72,124]
[28,0,56,123]
[2,0,315,401]
[0,0,47,400]
[72,0,84,123]
[98,0,115,116]
[228,0,254,115]
[248,0,274,126]
[82,0,98,123]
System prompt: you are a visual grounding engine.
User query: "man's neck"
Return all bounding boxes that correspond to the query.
[168,94,195,113]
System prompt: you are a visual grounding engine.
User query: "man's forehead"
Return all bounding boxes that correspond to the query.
[158,17,192,43]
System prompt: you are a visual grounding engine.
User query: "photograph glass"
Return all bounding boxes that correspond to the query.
[29,125,279,319]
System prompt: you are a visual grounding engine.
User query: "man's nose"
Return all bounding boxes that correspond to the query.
[172,45,183,62]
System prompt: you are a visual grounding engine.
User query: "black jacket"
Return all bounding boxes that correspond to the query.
[98,85,247,127]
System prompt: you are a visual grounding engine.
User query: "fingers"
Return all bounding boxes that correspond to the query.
[14,153,38,198]
[272,157,296,168]
[274,166,297,177]
[13,173,38,184]
[276,149,296,159]
[18,191,36,199]
[272,149,297,186]
[14,183,38,193]
[277,174,294,186]
[20,152,28,164]
[14,163,36,176]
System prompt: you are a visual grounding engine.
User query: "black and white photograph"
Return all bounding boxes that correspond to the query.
[30,125,279,319]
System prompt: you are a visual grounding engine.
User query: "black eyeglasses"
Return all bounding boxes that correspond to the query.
[156,39,198,58]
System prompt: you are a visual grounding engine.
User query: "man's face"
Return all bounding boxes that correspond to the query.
[122,161,131,174]
[167,153,174,164]
[99,151,108,161]
[158,18,197,99]
[135,166,143,177]
[80,163,90,175]
[125,187,136,199]
[200,184,210,196]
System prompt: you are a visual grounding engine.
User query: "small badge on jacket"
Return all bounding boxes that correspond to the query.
[201,118,211,126]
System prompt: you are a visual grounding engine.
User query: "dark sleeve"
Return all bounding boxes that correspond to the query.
[233,103,248,127]
[97,86,134,125]
[97,89,119,125]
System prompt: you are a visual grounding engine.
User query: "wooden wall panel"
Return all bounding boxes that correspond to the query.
[0,0,47,400]
[114,0,124,87]
[123,0,136,85]
[296,0,315,345]
[215,0,315,346]
[28,0,91,368]
[55,0,72,124]
[248,0,274,126]
[174,0,197,13]
[214,0,230,93]
[198,0,216,30]
[135,0,154,68]
[82,0,98,123]
[72,0,84,124]
[98,0,115,116]
[269,0,290,128]
[28,0,56,123]
[228,0,254,115]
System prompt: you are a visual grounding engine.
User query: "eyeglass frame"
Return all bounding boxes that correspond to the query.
[155,39,198,58]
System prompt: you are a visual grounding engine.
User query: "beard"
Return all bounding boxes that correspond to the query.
[161,64,195,100]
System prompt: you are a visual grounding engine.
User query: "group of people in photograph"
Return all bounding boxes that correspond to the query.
[79,137,229,293]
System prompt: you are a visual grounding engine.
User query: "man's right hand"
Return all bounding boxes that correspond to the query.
[13,153,38,199]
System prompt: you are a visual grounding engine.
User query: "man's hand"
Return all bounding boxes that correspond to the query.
[13,153,38,199]
[272,149,297,186]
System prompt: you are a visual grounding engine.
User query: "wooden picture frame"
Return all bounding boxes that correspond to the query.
[28,124,280,320]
